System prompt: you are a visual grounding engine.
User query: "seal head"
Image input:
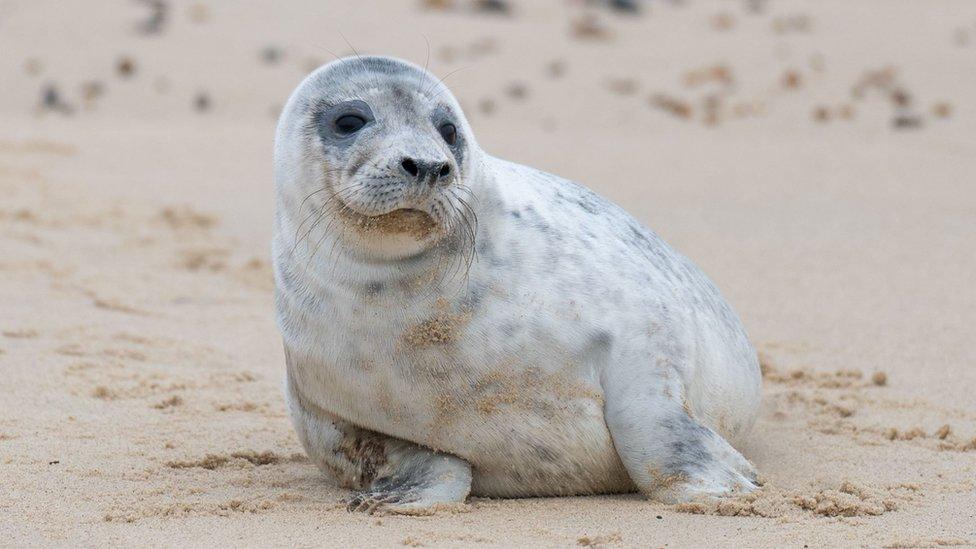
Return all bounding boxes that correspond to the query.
[275,56,479,261]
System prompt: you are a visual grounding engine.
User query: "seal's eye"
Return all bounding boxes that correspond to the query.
[439,123,458,146]
[335,114,367,134]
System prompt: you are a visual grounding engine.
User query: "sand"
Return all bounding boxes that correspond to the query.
[2,0,975,546]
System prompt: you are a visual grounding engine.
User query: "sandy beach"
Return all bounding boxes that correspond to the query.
[2,0,975,546]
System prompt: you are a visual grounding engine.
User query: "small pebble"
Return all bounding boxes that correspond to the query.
[781,70,802,90]
[890,88,912,107]
[39,84,72,114]
[649,94,693,120]
[571,14,611,40]
[931,102,952,118]
[478,98,496,115]
[116,56,137,78]
[260,45,284,65]
[546,60,566,79]
[871,371,888,386]
[683,64,733,88]
[745,0,765,15]
[194,92,211,112]
[505,82,528,100]
[892,113,922,130]
[136,0,168,35]
[41,85,61,108]
[935,424,951,440]
[473,0,510,15]
[421,0,454,10]
[608,0,641,15]
[812,106,830,123]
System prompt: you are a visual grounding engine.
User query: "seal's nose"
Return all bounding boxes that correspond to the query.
[400,157,451,184]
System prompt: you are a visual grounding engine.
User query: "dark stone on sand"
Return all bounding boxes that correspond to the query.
[892,112,923,130]
[608,0,641,14]
[136,0,168,35]
[474,0,511,14]
[41,85,61,108]
[40,84,73,115]
[117,57,137,78]
[194,92,211,112]
[260,46,284,65]
[506,82,528,100]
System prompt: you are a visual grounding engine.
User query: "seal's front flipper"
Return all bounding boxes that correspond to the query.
[344,451,472,514]
[286,360,471,514]
[603,364,758,503]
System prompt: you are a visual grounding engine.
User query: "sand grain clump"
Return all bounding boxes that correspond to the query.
[151,395,183,409]
[677,482,916,518]
[403,299,471,347]
[165,451,290,470]
[577,532,622,547]
[352,209,439,241]
[159,206,215,230]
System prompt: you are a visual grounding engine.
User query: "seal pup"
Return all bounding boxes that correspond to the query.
[273,56,761,513]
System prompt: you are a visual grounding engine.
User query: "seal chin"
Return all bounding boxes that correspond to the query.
[333,202,447,261]
[349,207,441,241]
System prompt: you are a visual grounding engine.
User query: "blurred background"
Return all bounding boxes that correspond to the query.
[2,1,975,546]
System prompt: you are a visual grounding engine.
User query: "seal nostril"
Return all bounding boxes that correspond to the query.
[401,158,419,177]
[439,164,451,178]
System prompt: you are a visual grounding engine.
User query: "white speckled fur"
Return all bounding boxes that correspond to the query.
[273,56,761,512]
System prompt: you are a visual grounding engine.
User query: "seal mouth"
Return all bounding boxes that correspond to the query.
[348,208,440,241]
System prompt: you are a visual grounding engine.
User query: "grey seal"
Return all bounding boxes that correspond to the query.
[272,55,761,513]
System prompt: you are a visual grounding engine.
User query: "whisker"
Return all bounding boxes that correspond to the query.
[424,65,470,98]
[418,34,431,91]
[306,186,365,271]
[337,31,385,92]
[447,201,476,288]
[308,43,345,67]
[291,179,363,254]
[291,186,328,242]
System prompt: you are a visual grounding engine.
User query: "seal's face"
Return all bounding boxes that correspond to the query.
[277,56,478,260]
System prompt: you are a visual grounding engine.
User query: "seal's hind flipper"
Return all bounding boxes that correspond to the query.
[603,359,758,503]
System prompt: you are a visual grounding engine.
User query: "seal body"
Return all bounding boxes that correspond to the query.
[273,56,761,511]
